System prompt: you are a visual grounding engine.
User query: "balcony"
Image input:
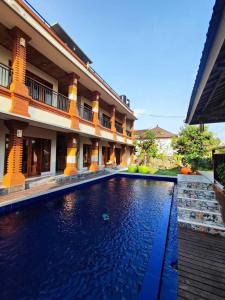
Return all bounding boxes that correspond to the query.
[126,130,132,137]
[79,104,93,122]
[115,122,123,134]
[25,76,70,112]
[100,114,111,129]
[0,64,12,88]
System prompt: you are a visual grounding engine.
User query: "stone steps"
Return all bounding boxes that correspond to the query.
[178,219,225,236]
[178,207,224,227]
[177,197,220,212]
[177,174,225,236]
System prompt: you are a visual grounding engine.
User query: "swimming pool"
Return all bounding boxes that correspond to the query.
[0,175,176,300]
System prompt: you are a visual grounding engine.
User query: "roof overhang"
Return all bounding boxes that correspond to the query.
[186,0,225,125]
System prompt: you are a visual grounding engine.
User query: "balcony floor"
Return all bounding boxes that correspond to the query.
[179,228,225,299]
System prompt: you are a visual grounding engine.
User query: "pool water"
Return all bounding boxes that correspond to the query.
[0,177,174,300]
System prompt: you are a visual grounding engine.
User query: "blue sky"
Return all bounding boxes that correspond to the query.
[28,0,225,140]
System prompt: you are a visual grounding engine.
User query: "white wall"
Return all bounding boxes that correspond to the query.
[156,138,174,156]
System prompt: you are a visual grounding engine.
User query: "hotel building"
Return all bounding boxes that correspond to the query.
[0,0,136,190]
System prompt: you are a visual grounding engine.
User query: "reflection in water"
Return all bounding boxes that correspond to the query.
[0,178,174,300]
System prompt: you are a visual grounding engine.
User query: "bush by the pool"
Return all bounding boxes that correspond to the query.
[128,165,138,173]
[138,166,150,174]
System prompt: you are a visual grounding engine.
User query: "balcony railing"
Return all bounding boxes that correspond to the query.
[115,123,123,134]
[100,115,111,129]
[25,76,69,112]
[0,64,12,88]
[79,105,93,122]
[126,130,132,137]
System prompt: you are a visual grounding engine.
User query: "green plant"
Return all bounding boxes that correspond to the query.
[217,163,225,193]
[128,165,138,173]
[137,130,158,164]
[172,125,220,171]
[138,165,150,174]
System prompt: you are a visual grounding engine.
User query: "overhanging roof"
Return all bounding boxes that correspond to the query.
[186,0,225,124]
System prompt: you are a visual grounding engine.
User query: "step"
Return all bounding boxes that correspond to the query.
[177,197,220,212]
[178,218,225,237]
[178,182,214,191]
[178,207,223,226]
[178,189,215,201]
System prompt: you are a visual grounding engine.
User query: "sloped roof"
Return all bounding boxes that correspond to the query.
[135,126,176,139]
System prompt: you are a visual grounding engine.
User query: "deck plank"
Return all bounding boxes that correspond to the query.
[179,228,225,300]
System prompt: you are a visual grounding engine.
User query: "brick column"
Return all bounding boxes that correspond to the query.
[109,142,116,167]
[64,134,78,176]
[68,73,79,130]
[131,120,135,141]
[3,120,28,190]
[92,91,100,135]
[122,114,127,143]
[89,139,99,172]
[130,146,135,164]
[10,27,30,117]
[110,106,116,140]
[121,145,127,167]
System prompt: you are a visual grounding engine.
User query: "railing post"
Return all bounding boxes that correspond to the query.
[68,73,80,130]
[92,91,101,135]
[10,27,31,117]
[89,139,99,172]
[3,120,28,191]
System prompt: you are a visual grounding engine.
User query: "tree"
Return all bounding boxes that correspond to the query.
[172,125,220,170]
[138,130,158,164]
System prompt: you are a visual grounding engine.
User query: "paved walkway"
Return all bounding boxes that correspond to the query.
[0,171,113,206]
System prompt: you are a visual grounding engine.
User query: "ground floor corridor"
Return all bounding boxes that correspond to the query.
[0,119,134,190]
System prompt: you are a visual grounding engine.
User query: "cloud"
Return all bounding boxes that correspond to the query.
[133,108,147,116]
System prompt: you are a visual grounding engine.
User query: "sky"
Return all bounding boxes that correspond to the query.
[28,0,225,141]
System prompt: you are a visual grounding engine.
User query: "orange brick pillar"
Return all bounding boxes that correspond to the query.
[109,142,116,167]
[89,139,99,172]
[68,73,79,130]
[10,27,30,117]
[64,134,79,176]
[122,114,127,143]
[3,120,28,190]
[130,146,135,164]
[92,91,101,135]
[121,145,127,167]
[110,106,116,140]
[131,120,135,142]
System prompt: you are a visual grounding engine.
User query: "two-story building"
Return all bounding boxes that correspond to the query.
[0,0,136,190]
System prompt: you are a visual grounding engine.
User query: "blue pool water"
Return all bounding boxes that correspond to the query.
[0,177,174,300]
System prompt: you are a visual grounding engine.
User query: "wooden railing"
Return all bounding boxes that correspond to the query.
[79,104,93,122]
[25,76,70,112]
[0,64,12,88]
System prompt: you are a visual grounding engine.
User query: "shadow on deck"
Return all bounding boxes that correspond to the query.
[179,228,225,300]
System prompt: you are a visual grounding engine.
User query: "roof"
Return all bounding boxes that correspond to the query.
[135,126,176,139]
[186,0,225,124]
[50,23,92,65]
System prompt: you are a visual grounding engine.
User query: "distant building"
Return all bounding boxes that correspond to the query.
[135,125,176,156]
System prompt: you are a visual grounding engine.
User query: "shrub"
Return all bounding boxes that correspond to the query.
[138,166,150,174]
[128,165,138,173]
[217,163,225,193]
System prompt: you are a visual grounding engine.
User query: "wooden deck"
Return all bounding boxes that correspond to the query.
[178,228,225,300]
